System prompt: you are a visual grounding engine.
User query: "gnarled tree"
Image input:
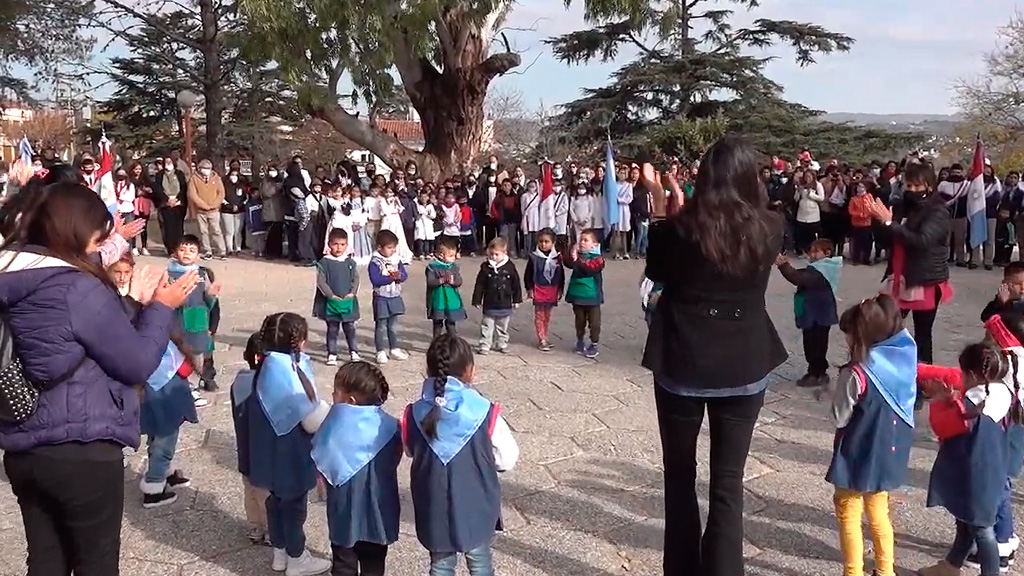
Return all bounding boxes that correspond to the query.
[238,0,521,179]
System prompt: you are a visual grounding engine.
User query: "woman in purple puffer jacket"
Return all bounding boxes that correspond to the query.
[0,176,200,576]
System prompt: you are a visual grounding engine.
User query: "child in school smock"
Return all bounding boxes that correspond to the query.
[311,402,402,559]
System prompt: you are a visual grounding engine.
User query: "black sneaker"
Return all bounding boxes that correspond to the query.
[166,470,191,489]
[201,378,219,392]
[796,373,821,388]
[964,551,1011,573]
[142,489,178,509]
[201,253,213,260]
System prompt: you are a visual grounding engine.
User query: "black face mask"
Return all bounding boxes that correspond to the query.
[903,192,925,212]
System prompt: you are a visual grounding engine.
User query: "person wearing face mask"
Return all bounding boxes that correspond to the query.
[113,166,138,254]
[79,154,117,213]
[221,170,247,256]
[520,179,542,254]
[866,161,951,365]
[259,165,286,259]
[186,159,227,260]
[153,157,189,254]
[306,178,332,258]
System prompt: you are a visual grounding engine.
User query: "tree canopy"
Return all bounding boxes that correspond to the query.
[545,0,920,163]
[955,11,1024,171]
[0,0,94,101]
[238,0,522,178]
[93,0,299,163]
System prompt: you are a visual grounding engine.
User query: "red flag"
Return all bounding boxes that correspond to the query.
[541,162,553,201]
[98,133,113,178]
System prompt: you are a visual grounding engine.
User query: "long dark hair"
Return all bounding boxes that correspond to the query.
[256,312,316,402]
[421,334,475,440]
[333,361,390,406]
[0,178,114,289]
[838,294,903,364]
[674,135,774,277]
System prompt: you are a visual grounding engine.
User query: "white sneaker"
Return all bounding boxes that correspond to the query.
[349,351,362,362]
[285,550,331,576]
[131,248,139,256]
[271,548,288,572]
[140,248,151,256]
[325,354,338,366]
[375,351,389,364]
[389,348,409,361]
[192,390,209,408]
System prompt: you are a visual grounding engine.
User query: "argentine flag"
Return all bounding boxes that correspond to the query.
[967,137,988,249]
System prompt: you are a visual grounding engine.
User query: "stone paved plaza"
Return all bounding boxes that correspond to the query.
[0,252,1022,576]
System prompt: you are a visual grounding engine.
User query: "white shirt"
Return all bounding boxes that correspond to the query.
[114,180,136,214]
[795,182,825,223]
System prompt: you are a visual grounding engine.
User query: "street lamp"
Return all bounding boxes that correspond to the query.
[176,89,199,174]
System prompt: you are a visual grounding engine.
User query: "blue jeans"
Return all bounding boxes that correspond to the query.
[267,492,308,557]
[326,319,359,355]
[374,317,398,352]
[995,480,1014,543]
[429,544,493,576]
[144,430,179,484]
[947,520,999,574]
[634,219,649,256]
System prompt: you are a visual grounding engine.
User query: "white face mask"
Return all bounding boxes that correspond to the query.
[164,164,174,172]
[554,169,563,178]
[199,168,212,177]
[489,162,497,169]
[268,170,278,178]
[780,177,789,184]
[0,174,7,184]
[229,175,238,183]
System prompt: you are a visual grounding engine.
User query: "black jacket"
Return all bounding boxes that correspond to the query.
[642,214,788,389]
[471,260,523,312]
[877,196,950,288]
[151,170,189,211]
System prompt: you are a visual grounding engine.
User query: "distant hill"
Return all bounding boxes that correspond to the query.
[822,112,960,124]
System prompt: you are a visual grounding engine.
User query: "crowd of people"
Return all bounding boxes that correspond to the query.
[1,140,1024,576]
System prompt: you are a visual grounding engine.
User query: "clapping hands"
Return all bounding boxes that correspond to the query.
[113,213,147,241]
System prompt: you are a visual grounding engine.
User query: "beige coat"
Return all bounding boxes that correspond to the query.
[187,171,225,218]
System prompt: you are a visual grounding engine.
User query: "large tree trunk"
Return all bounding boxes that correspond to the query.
[199,0,224,168]
[312,7,519,182]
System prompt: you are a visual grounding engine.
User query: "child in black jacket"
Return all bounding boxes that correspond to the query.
[775,239,842,388]
[472,237,523,354]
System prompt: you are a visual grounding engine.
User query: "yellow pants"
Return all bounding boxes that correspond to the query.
[833,488,895,576]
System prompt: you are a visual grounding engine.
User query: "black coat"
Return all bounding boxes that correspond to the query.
[642,215,788,389]
[877,196,950,288]
[471,260,523,313]
[151,170,189,210]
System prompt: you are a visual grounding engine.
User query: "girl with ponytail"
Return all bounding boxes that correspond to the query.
[244,312,332,576]
[401,334,519,575]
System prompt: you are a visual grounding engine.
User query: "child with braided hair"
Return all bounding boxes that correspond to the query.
[312,362,401,576]
[244,312,332,576]
[920,342,1015,576]
[402,334,519,576]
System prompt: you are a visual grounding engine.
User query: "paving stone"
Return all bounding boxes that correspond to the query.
[0,255,1020,575]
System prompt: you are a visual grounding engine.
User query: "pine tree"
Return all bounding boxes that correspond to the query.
[547,0,920,162]
[0,0,94,101]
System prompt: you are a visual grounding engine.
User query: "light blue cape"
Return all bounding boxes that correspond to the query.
[312,403,399,486]
[411,376,492,466]
[255,352,318,436]
[862,329,918,427]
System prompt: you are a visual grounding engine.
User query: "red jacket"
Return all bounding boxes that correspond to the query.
[917,363,969,441]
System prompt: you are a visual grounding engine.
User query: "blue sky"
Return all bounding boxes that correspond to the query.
[491,0,1015,115]
[28,0,1015,115]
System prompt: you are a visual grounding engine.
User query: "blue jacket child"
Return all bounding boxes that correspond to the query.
[311,362,401,573]
[244,312,331,574]
[776,240,842,386]
[138,340,199,507]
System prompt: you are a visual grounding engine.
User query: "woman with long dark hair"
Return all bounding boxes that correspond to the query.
[0,179,199,575]
[152,156,189,254]
[867,161,951,364]
[642,135,787,576]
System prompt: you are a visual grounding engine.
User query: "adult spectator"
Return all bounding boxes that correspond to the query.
[187,158,227,260]
[641,135,787,576]
[0,179,198,576]
[937,163,970,267]
[152,156,189,255]
[259,164,286,259]
[867,161,951,364]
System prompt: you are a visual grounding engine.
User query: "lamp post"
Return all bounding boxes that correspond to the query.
[176,89,198,174]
